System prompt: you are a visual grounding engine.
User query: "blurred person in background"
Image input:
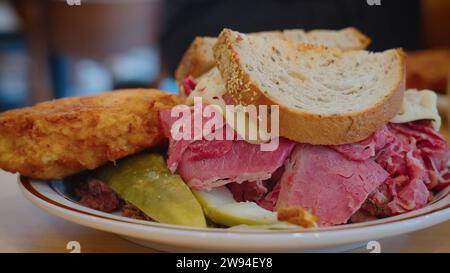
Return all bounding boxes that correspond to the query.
[161,0,422,75]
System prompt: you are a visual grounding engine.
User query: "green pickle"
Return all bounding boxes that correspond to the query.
[95,153,206,228]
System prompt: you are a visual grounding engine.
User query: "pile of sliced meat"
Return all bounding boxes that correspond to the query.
[159,105,295,190]
[160,105,450,227]
[352,122,450,221]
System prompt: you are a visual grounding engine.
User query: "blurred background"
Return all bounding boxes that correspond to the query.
[0,0,449,111]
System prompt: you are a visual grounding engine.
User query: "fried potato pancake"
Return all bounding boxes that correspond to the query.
[0,89,181,179]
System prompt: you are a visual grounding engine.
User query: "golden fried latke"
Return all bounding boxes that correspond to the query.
[0,89,181,179]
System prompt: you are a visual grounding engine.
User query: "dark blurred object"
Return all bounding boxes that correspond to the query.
[0,36,28,110]
[406,49,450,93]
[421,0,450,48]
[14,0,163,101]
[161,0,421,76]
[0,0,28,110]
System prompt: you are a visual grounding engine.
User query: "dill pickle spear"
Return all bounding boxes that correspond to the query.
[193,187,278,227]
[95,153,206,228]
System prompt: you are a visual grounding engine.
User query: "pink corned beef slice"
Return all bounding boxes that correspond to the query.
[159,104,235,172]
[177,138,294,189]
[275,144,389,226]
[227,181,268,202]
[159,107,295,190]
[182,76,197,96]
[332,126,395,161]
[331,121,450,220]
[356,122,450,218]
[264,121,449,226]
[160,101,450,226]
[258,179,281,211]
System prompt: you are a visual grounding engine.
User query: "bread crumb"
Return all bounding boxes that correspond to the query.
[277,207,318,228]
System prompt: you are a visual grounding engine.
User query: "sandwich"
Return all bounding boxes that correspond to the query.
[160,28,449,227]
[1,27,448,229]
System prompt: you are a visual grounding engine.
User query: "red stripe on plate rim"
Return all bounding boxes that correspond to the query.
[20,176,450,234]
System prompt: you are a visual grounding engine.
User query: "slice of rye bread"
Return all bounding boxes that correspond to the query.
[175,27,370,84]
[213,28,405,145]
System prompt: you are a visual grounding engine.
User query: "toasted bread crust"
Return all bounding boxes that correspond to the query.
[346,27,372,49]
[214,29,406,145]
[0,89,181,179]
[176,27,371,88]
[175,37,217,85]
[277,207,318,228]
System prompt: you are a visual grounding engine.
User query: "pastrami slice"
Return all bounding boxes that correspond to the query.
[276,144,389,226]
[159,106,296,191]
[178,138,295,190]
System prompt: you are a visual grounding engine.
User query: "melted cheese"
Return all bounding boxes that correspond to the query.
[391,89,441,131]
[186,68,271,143]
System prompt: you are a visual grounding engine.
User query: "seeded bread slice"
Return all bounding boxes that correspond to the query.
[213,29,405,145]
[175,28,370,84]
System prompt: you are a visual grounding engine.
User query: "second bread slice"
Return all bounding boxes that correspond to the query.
[214,29,405,145]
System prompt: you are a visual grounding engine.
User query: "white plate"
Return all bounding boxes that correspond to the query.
[19,176,450,252]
